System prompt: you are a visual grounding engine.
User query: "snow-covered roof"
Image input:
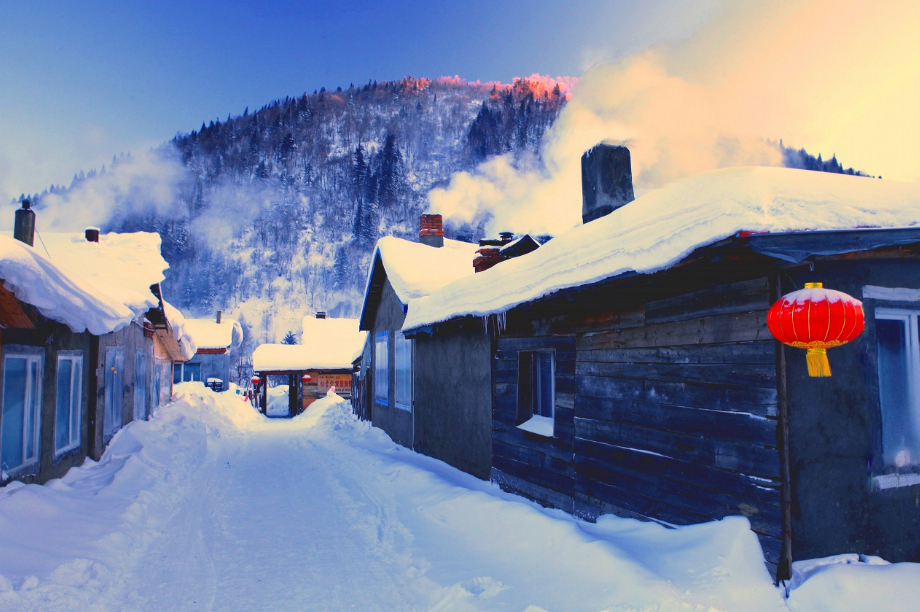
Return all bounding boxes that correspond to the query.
[403,167,920,331]
[185,318,243,350]
[0,234,135,335]
[38,232,167,318]
[252,317,366,371]
[162,301,198,361]
[359,236,479,329]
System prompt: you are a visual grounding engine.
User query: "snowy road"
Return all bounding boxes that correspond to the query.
[2,385,918,612]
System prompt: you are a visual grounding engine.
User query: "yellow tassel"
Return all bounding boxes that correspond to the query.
[806,348,831,377]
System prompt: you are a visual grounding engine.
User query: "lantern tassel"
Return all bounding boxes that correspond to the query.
[806,348,832,377]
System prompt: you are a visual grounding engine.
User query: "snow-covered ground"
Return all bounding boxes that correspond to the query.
[1,385,917,612]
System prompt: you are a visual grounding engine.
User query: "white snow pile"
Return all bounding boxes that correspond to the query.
[184,317,244,350]
[1,384,917,611]
[38,231,167,318]
[0,234,134,335]
[368,236,479,304]
[404,167,920,331]
[161,299,198,361]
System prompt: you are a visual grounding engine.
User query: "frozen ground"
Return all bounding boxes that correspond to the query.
[1,385,918,612]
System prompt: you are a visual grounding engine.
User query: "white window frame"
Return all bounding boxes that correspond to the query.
[1,349,44,476]
[517,350,555,438]
[55,351,83,456]
[874,307,920,481]
[374,331,389,406]
[394,334,412,411]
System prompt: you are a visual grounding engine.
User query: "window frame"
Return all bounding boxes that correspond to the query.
[1,347,44,476]
[394,333,412,411]
[874,306,920,482]
[54,351,84,456]
[516,349,555,438]
[374,331,389,406]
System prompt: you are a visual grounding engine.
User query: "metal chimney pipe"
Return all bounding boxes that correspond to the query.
[14,200,36,246]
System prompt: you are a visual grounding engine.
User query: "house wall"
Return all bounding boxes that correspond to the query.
[95,320,154,458]
[0,323,94,485]
[414,318,493,480]
[369,279,413,447]
[783,256,920,564]
[189,352,232,385]
[496,262,784,570]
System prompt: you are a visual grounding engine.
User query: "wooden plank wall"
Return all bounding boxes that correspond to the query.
[570,276,783,569]
[492,335,576,512]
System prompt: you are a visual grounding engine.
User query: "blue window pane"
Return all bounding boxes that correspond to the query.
[877,318,918,467]
[531,352,554,419]
[173,363,182,384]
[25,360,40,461]
[1,357,28,470]
[374,332,388,405]
[71,362,82,448]
[395,335,411,410]
[56,359,73,450]
[184,363,200,382]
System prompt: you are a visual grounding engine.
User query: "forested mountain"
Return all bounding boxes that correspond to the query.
[26,76,571,345]
[18,75,869,347]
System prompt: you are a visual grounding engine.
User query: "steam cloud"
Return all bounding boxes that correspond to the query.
[430,0,920,236]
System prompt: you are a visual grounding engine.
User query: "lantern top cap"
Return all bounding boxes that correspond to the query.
[804,282,823,289]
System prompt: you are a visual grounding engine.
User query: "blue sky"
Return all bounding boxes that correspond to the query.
[0,0,716,201]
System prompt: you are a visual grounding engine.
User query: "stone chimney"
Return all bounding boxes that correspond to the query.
[581,143,634,224]
[85,226,100,243]
[14,200,35,247]
[419,214,444,248]
[216,310,222,324]
[315,311,327,319]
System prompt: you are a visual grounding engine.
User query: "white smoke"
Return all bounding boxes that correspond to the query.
[429,0,920,236]
[30,149,186,232]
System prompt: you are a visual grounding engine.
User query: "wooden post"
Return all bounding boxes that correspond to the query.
[261,377,267,415]
[773,272,794,583]
[288,373,297,417]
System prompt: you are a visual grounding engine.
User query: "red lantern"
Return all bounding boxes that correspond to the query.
[301,374,312,384]
[767,282,865,377]
[251,376,261,386]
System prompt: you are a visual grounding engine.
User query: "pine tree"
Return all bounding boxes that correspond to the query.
[281,331,297,345]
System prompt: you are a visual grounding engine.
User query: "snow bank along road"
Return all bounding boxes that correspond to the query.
[1,385,918,612]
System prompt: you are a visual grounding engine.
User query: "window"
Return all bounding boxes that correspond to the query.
[172,362,201,384]
[374,331,389,406]
[134,352,148,422]
[104,347,125,437]
[517,350,555,437]
[55,352,83,455]
[394,334,412,411]
[876,308,920,470]
[1,350,43,475]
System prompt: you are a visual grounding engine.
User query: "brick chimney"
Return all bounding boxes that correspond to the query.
[581,143,634,224]
[13,200,35,247]
[419,214,444,248]
[85,226,100,243]
[473,232,516,273]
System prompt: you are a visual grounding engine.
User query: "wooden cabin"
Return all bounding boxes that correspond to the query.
[1,208,178,484]
[401,145,920,578]
[181,313,243,389]
[359,217,496,478]
[251,314,366,417]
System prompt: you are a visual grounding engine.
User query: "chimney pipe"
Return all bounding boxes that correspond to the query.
[85,226,100,243]
[419,214,444,248]
[315,311,326,319]
[216,310,222,324]
[14,200,36,247]
[581,144,634,224]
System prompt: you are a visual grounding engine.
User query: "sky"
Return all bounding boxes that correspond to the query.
[1,0,918,209]
[0,0,715,202]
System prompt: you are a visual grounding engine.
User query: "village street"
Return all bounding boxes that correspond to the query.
[0,385,913,612]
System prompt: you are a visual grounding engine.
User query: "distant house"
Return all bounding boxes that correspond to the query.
[180,313,243,390]
[401,144,920,579]
[251,313,366,416]
[1,204,183,484]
